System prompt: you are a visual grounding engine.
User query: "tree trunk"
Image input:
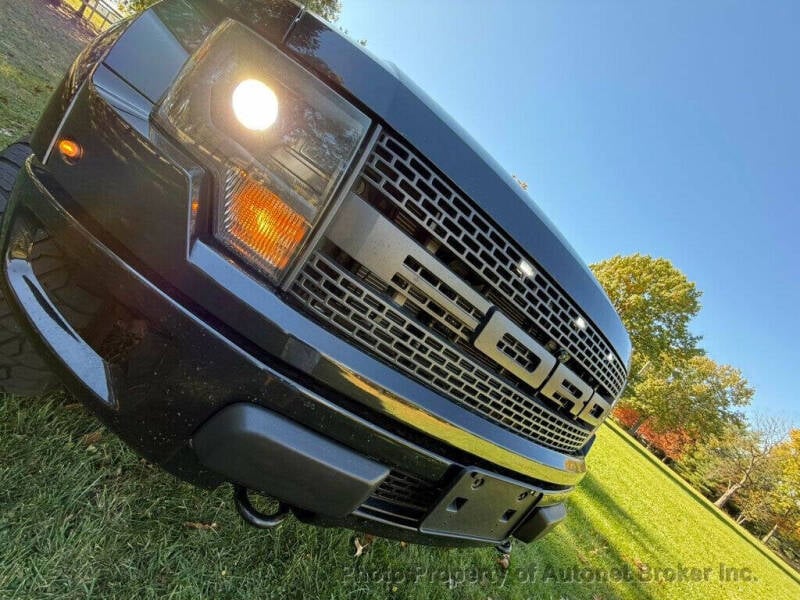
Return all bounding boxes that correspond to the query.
[628,416,647,436]
[714,482,742,508]
[761,523,779,544]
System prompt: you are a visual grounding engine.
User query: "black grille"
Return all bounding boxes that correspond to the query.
[290,252,593,453]
[363,131,626,399]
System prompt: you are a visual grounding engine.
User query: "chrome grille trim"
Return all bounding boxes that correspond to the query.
[363,132,627,399]
[290,252,593,453]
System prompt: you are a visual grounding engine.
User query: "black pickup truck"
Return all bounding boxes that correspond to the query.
[0,0,630,548]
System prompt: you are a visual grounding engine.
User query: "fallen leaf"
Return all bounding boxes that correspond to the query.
[496,553,510,570]
[399,541,408,549]
[633,558,649,573]
[184,521,219,531]
[354,533,377,557]
[577,551,589,564]
[81,430,103,446]
[64,403,83,411]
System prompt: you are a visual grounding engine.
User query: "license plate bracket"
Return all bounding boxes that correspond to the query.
[420,468,540,542]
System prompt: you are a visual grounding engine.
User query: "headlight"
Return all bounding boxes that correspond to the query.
[158,20,370,281]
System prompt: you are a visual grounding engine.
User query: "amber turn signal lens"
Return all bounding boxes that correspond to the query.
[57,138,83,163]
[225,174,308,271]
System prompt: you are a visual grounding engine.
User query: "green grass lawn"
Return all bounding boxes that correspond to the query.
[0,1,92,149]
[1,3,799,599]
[2,394,798,600]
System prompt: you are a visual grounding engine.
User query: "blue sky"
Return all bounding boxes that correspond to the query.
[336,0,800,425]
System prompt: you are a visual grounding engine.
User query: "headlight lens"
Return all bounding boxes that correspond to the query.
[158,20,370,281]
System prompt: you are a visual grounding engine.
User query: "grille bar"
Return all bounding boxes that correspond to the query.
[291,252,593,453]
[360,470,442,527]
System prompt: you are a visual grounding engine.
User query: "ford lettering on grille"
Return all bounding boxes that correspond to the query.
[474,311,612,427]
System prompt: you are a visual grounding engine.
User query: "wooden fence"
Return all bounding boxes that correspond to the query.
[64,0,125,31]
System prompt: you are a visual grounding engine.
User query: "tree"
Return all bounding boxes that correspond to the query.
[625,353,751,439]
[760,429,800,544]
[615,404,695,461]
[119,0,159,13]
[592,255,724,442]
[733,459,782,526]
[591,254,702,388]
[680,416,787,510]
[121,1,342,22]
[303,0,342,22]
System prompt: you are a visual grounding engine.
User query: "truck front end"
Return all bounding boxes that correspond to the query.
[1,0,630,547]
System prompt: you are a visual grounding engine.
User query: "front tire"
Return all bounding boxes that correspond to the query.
[0,140,59,395]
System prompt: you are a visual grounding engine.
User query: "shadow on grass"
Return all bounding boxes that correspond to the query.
[545,495,660,600]
[578,472,665,558]
[605,421,800,584]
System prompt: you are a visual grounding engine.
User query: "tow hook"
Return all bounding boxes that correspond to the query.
[233,485,291,529]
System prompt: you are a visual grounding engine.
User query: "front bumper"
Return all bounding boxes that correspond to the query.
[2,156,574,545]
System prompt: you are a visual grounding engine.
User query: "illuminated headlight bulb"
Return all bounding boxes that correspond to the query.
[232,79,279,131]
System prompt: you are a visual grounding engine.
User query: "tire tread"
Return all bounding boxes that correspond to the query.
[0,140,58,395]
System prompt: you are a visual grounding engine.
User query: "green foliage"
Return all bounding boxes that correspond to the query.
[121,0,342,22]
[629,353,751,440]
[591,254,749,441]
[679,423,763,495]
[119,0,160,14]
[678,417,786,510]
[681,424,799,556]
[767,430,800,538]
[591,254,702,372]
[303,0,342,22]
